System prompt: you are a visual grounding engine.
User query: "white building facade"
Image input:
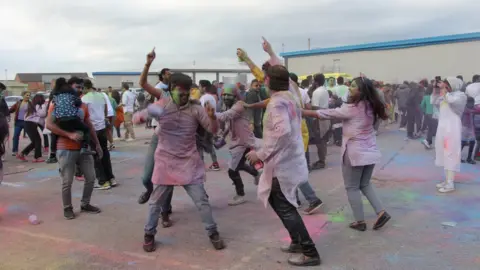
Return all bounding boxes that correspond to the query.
[280,32,480,83]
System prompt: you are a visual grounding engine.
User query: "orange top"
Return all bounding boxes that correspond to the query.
[48,103,90,150]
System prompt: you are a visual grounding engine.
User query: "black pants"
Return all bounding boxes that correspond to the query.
[253,124,263,139]
[22,121,42,159]
[269,177,319,258]
[90,128,114,185]
[475,131,480,158]
[425,115,438,145]
[50,134,58,157]
[115,126,121,138]
[461,141,476,161]
[38,125,49,148]
[399,110,407,128]
[228,148,258,196]
[56,117,90,148]
[406,108,420,137]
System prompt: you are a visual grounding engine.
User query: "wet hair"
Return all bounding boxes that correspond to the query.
[67,76,83,86]
[159,68,170,82]
[206,85,217,95]
[300,79,309,89]
[199,80,211,89]
[168,73,193,92]
[313,73,325,86]
[350,77,388,125]
[250,79,259,86]
[265,65,289,91]
[337,76,344,85]
[467,96,475,105]
[84,79,93,89]
[457,75,463,81]
[122,83,130,90]
[111,90,121,104]
[32,93,45,106]
[261,61,271,72]
[53,77,69,93]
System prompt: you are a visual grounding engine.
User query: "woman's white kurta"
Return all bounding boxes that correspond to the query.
[256,91,308,208]
[434,91,467,172]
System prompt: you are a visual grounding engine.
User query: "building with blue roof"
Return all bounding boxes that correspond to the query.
[280,32,480,83]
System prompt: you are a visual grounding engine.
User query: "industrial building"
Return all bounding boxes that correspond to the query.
[92,68,251,90]
[280,32,480,83]
[15,73,89,91]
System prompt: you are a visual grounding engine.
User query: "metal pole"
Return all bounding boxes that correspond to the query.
[282,43,285,53]
[308,38,311,50]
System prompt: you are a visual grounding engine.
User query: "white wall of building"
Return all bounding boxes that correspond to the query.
[92,75,159,90]
[286,41,480,83]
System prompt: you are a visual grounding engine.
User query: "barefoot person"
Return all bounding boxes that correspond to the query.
[135,49,225,252]
[247,65,321,267]
[302,77,391,232]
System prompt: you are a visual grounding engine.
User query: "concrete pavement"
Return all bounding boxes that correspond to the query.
[0,125,479,270]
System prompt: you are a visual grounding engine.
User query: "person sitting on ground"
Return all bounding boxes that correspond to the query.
[52,77,95,155]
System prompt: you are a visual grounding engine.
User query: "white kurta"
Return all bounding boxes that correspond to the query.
[256,91,308,208]
[434,92,467,172]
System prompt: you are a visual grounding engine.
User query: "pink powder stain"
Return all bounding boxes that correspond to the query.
[454,172,476,183]
[278,214,329,243]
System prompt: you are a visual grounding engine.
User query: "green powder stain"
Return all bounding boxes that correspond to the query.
[398,190,418,202]
[328,212,346,223]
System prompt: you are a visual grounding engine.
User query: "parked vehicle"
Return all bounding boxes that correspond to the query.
[5,96,22,109]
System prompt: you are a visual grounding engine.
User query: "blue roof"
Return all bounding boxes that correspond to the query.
[280,32,480,58]
[92,72,144,76]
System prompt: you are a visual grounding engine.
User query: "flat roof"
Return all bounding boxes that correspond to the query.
[92,68,250,76]
[280,32,480,58]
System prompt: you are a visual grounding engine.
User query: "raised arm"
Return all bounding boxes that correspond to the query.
[302,103,354,120]
[139,48,164,99]
[215,102,244,123]
[237,49,265,83]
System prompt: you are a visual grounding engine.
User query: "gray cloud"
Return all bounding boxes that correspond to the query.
[1,0,479,78]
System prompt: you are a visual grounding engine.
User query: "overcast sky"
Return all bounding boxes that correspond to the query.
[1,0,479,79]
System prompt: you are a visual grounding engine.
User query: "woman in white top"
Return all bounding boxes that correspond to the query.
[17,94,48,162]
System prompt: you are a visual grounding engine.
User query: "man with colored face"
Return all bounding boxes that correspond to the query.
[215,84,260,206]
[137,49,225,252]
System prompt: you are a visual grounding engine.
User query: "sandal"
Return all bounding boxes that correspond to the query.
[349,221,367,231]
[373,211,391,230]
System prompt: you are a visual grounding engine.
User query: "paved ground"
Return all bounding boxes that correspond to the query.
[0,125,479,270]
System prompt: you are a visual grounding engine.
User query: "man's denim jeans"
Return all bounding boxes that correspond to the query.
[145,184,218,236]
[141,133,157,192]
[297,181,321,205]
[57,150,95,209]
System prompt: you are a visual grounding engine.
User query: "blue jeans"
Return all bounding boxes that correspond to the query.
[12,120,25,153]
[145,184,217,236]
[141,133,157,191]
[297,181,321,205]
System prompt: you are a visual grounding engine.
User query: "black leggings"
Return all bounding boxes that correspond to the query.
[22,121,42,159]
[461,141,476,161]
[228,148,258,196]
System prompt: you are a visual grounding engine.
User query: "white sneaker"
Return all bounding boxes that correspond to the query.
[113,137,120,141]
[110,178,118,187]
[436,181,447,189]
[422,139,431,149]
[228,195,246,206]
[438,185,455,193]
[126,138,135,142]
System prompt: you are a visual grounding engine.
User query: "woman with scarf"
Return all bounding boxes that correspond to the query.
[432,77,467,193]
[214,84,260,206]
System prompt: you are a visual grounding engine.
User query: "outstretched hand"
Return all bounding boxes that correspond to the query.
[205,103,216,120]
[146,47,156,65]
[261,36,273,55]
[237,48,248,61]
[237,100,250,108]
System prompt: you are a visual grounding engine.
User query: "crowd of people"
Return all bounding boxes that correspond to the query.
[0,37,479,267]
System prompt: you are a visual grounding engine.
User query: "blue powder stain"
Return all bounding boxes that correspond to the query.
[110,151,142,158]
[7,204,27,214]
[385,253,400,265]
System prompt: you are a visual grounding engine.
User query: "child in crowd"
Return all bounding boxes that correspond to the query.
[461,97,477,164]
[51,77,94,155]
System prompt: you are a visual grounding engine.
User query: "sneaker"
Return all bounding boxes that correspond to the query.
[16,154,27,162]
[310,162,325,170]
[138,190,152,204]
[143,234,156,252]
[32,158,45,163]
[303,200,324,215]
[43,147,49,153]
[399,127,406,131]
[228,195,246,206]
[126,138,135,142]
[209,162,220,171]
[438,185,455,193]
[81,204,101,214]
[421,139,431,149]
[436,181,446,189]
[46,156,58,164]
[113,137,120,141]
[76,175,85,181]
[11,152,17,157]
[280,243,302,254]
[94,182,111,190]
[161,213,173,228]
[64,207,75,220]
[288,254,321,267]
[110,178,118,187]
[108,143,115,150]
[466,159,477,165]
[209,232,225,250]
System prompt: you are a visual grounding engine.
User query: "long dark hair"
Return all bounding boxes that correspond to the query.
[111,90,121,104]
[26,93,46,117]
[350,77,388,125]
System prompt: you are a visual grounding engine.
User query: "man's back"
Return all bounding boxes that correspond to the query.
[311,86,329,109]
[82,91,106,131]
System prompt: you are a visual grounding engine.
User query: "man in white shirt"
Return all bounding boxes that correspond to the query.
[198,82,220,171]
[121,83,136,141]
[309,74,330,170]
[466,75,480,105]
[81,80,116,190]
[99,89,115,148]
[334,76,349,102]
